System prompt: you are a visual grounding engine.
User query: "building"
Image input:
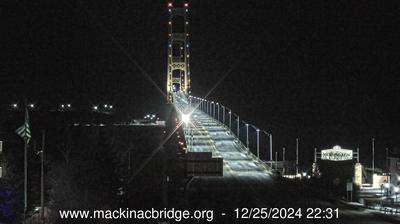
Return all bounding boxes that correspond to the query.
[388,154,400,186]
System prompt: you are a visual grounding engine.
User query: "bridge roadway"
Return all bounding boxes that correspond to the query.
[171,93,396,224]
[173,93,272,180]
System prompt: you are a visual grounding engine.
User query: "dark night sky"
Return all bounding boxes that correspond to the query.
[2,0,400,166]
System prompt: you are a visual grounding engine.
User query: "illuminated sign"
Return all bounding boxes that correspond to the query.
[321,145,353,161]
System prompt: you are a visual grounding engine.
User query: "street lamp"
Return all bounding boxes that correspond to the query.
[181,113,190,125]
[228,110,232,129]
[237,115,240,138]
[211,101,214,118]
[245,123,249,148]
[216,103,220,121]
[256,129,260,158]
[222,105,225,125]
[394,187,399,214]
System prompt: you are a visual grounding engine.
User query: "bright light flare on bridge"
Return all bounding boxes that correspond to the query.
[181,113,191,125]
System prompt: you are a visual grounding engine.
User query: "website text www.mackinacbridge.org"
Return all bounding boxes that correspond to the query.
[59,208,214,222]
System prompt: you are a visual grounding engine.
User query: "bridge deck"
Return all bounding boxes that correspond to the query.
[173,93,272,179]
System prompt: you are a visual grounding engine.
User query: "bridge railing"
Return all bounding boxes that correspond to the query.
[189,96,273,162]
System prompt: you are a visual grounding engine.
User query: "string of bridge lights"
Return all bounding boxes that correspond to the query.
[8,103,114,112]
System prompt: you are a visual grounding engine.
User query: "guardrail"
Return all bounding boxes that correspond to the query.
[189,96,273,162]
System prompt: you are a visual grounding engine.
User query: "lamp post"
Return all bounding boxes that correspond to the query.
[245,124,249,148]
[216,103,220,121]
[236,115,240,138]
[211,101,214,118]
[296,138,299,175]
[381,184,384,210]
[222,105,225,125]
[39,130,46,224]
[229,110,232,129]
[386,147,389,173]
[282,147,286,175]
[372,138,375,175]
[270,134,272,162]
[256,129,260,158]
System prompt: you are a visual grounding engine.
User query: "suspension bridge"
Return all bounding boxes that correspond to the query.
[165,2,274,180]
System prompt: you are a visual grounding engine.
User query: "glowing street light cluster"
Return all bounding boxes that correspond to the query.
[59,103,72,111]
[167,2,188,8]
[10,103,35,109]
[181,113,190,125]
[92,104,114,113]
[144,114,157,120]
[8,102,115,112]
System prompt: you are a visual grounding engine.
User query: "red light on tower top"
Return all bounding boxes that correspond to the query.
[184,3,189,7]
[168,2,173,7]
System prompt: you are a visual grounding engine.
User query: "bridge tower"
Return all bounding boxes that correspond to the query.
[167,1,191,102]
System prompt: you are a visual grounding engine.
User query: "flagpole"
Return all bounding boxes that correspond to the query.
[23,134,27,224]
[41,130,45,224]
[23,97,28,224]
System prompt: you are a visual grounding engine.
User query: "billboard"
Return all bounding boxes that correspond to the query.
[321,145,353,161]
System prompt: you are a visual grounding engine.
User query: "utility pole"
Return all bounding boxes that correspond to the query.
[40,130,45,224]
[296,138,299,175]
[217,103,220,121]
[222,106,225,125]
[23,102,28,224]
[372,138,375,175]
[282,147,286,175]
[245,124,249,148]
[269,134,273,162]
[386,147,389,173]
[256,129,260,158]
[229,110,232,129]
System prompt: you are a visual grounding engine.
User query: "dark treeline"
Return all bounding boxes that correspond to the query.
[0,110,168,223]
